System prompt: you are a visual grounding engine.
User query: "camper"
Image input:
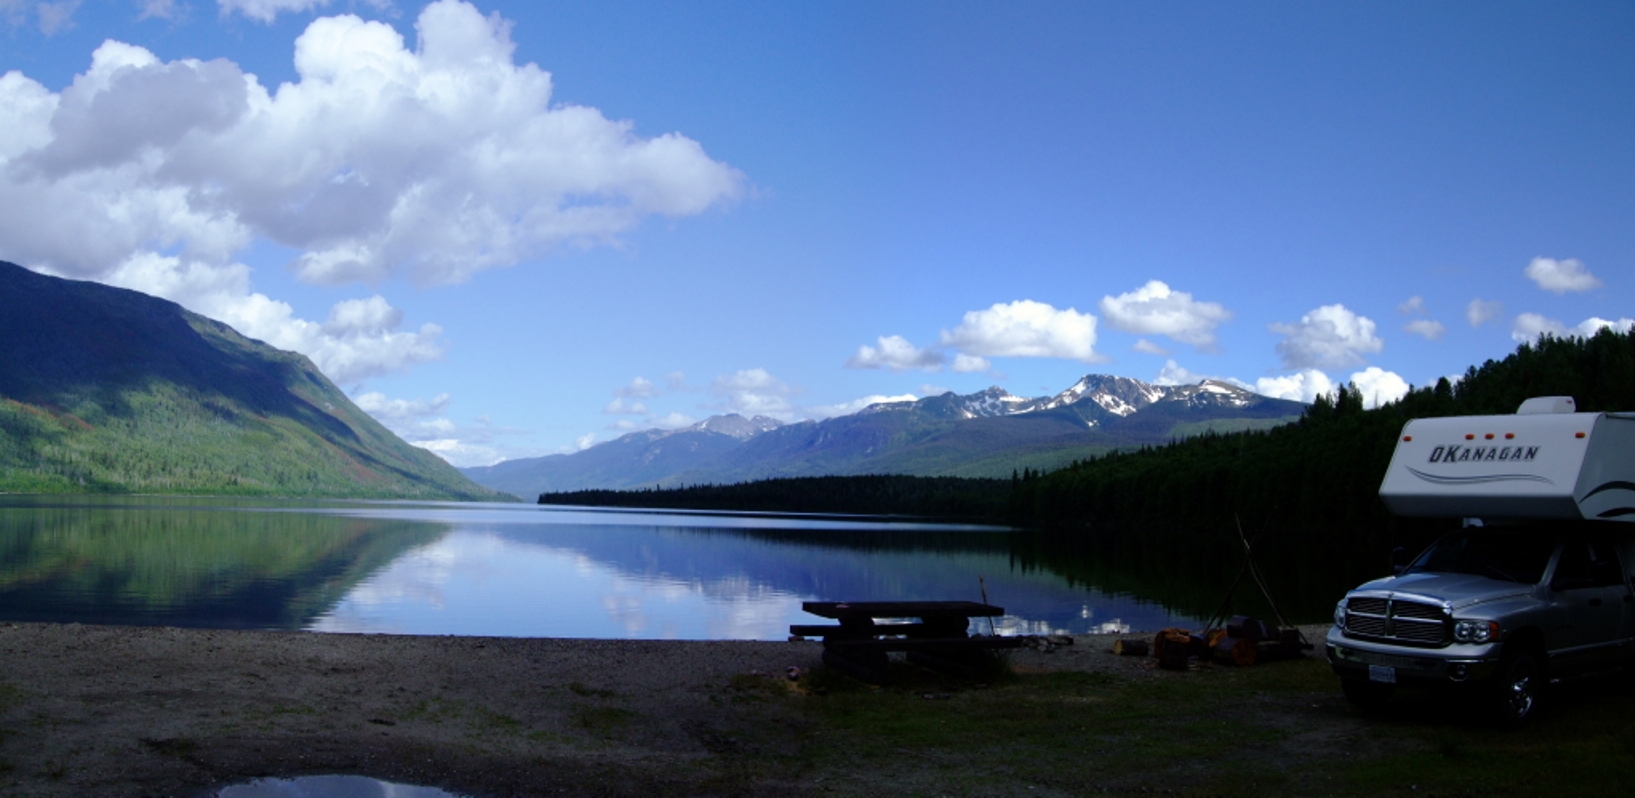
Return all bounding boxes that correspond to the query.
[1326,396,1635,726]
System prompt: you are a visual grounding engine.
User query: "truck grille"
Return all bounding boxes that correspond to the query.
[1344,597,1446,645]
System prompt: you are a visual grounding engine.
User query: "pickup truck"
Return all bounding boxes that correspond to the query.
[1326,396,1635,726]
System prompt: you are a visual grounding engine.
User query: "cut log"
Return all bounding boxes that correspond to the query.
[1153,628,1194,670]
[1112,638,1149,656]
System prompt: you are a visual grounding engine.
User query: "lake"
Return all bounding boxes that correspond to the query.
[0,494,1209,639]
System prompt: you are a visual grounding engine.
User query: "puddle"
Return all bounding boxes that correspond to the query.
[216,775,464,797]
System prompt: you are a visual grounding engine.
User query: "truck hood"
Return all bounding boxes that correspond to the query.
[1352,571,1534,611]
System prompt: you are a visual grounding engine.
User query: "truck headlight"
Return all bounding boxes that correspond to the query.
[1452,619,1500,643]
[1333,599,1348,628]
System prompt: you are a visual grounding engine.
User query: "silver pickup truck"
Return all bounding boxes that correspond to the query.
[1326,397,1635,726]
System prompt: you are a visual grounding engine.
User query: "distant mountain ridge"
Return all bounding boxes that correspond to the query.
[0,260,503,500]
[462,375,1306,498]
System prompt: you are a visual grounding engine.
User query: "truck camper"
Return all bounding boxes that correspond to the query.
[1327,396,1635,726]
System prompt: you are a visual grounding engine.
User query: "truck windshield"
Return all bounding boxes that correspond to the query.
[1404,530,1557,584]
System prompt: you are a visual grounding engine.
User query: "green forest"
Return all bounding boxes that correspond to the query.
[541,474,1011,520]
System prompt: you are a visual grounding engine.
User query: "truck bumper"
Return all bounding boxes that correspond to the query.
[1326,627,1501,685]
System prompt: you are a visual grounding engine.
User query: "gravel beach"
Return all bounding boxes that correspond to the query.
[0,622,1342,797]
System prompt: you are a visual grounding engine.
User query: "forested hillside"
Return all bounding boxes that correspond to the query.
[0,262,505,500]
[1009,328,1635,616]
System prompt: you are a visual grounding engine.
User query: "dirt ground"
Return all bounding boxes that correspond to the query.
[0,622,1355,797]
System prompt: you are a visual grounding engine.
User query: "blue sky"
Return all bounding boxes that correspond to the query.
[2,0,1631,466]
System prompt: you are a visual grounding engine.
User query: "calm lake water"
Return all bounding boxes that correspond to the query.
[0,495,1207,639]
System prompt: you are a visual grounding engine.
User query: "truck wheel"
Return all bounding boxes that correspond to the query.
[1340,677,1394,713]
[1487,649,1543,729]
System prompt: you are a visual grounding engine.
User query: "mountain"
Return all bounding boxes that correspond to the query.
[468,375,1305,498]
[459,414,785,497]
[0,261,504,500]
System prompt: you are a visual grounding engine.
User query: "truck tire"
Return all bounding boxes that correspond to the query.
[1487,649,1543,729]
[1340,677,1394,713]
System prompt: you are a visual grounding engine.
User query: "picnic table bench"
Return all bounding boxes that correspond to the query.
[792,600,1026,684]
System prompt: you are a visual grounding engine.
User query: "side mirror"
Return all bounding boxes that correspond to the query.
[1391,547,1408,576]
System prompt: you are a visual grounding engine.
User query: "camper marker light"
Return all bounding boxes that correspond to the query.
[1403,435,1413,442]
[1465,433,1475,440]
[1505,433,1514,439]
[1576,432,1586,438]
[1485,433,1494,439]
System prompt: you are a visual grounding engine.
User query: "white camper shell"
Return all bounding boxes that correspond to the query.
[1378,397,1635,522]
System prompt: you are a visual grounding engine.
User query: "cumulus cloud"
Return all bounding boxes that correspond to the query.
[1397,296,1427,315]
[1349,367,1410,408]
[603,398,647,415]
[808,394,919,419]
[1255,367,1408,409]
[617,377,659,399]
[138,0,180,21]
[845,335,945,371]
[218,0,337,23]
[1132,339,1170,356]
[89,252,444,384]
[939,300,1100,362]
[1153,360,1204,386]
[354,391,450,420]
[1098,280,1231,350]
[1254,370,1337,404]
[950,353,990,373]
[1511,313,1635,343]
[1404,319,1446,340]
[1466,298,1502,327]
[1,1,743,286]
[1270,304,1383,370]
[709,368,799,420]
[1524,257,1603,294]
[353,391,534,467]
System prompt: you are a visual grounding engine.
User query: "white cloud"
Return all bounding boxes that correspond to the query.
[950,353,991,373]
[138,0,180,21]
[36,0,77,34]
[845,335,945,371]
[1466,298,1502,327]
[1349,367,1410,409]
[1132,338,1170,356]
[0,0,741,284]
[1524,257,1603,294]
[1403,319,1446,340]
[1153,360,1202,386]
[602,398,647,415]
[617,377,658,399]
[808,393,918,419]
[354,391,450,420]
[1098,280,1231,350]
[89,253,444,384]
[217,0,332,23]
[352,391,538,467]
[573,433,598,451]
[1397,295,1427,315]
[709,368,798,420]
[1270,304,1383,370]
[649,412,695,429]
[1512,313,1635,343]
[1255,370,1336,404]
[939,300,1100,362]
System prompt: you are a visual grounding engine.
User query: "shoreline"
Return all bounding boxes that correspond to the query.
[0,621,1334,797]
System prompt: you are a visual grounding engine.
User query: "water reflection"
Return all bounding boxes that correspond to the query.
[0,496,1207,637]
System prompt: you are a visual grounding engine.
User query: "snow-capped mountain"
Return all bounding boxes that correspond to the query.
[463,375,1308,498]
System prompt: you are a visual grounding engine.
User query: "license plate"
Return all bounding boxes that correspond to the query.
[1369,665,1397,684]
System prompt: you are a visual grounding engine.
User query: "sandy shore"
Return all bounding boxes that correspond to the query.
[0,622,1336,797]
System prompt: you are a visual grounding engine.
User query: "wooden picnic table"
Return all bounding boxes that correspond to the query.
[792,600,1026,684]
